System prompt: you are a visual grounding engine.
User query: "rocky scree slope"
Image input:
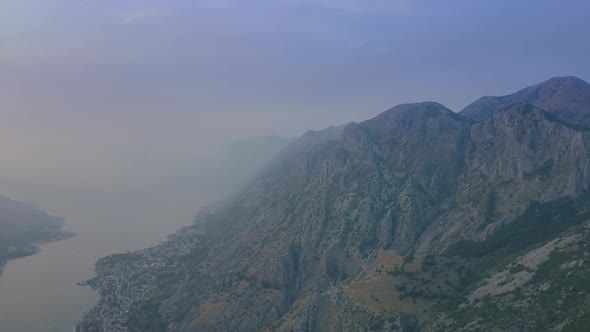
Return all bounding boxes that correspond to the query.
[78,78,590,331]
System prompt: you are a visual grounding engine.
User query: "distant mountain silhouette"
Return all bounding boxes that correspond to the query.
[0,195,74,270]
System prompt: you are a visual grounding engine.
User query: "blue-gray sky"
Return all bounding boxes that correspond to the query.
[1,0,589,191]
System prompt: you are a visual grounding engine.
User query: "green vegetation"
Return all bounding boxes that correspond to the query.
[391,255,474,302]
[564,312,590,332]
[523,158,555,180]
[438,221,590,330]
[508,263,530,274]
[446,197,589,258]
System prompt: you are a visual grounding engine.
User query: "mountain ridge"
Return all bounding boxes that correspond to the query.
[78,77,590,331]
[461,76,590,125]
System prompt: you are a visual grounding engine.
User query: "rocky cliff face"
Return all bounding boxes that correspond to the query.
[78,77,590,331]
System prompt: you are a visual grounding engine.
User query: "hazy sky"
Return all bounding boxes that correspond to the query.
[1,0,589,192]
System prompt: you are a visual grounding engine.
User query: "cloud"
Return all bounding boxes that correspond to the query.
[111,0,243,27]
[114,8,162,26]
[279,0,411,12]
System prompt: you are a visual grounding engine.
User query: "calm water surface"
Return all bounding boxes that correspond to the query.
[0,187,213,332]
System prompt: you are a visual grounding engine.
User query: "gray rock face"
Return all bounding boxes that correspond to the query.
[461,76,590,125]
[78,79,590,332]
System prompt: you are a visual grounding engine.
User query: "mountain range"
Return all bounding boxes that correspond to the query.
[78,76,590,331]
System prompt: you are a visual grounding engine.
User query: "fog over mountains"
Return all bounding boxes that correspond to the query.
[76,76,590,331]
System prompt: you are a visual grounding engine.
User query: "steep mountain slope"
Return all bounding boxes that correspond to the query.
[79,84,590,331]
[461,76,590,125]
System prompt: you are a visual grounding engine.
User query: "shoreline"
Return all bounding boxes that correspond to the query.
[0,230,76,277]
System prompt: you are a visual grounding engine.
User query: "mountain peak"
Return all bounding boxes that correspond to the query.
[541,76,589,88]
[461,76,590,125]
[517,76,590,98]
[379,101,451,117]
[368,101,456,127]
